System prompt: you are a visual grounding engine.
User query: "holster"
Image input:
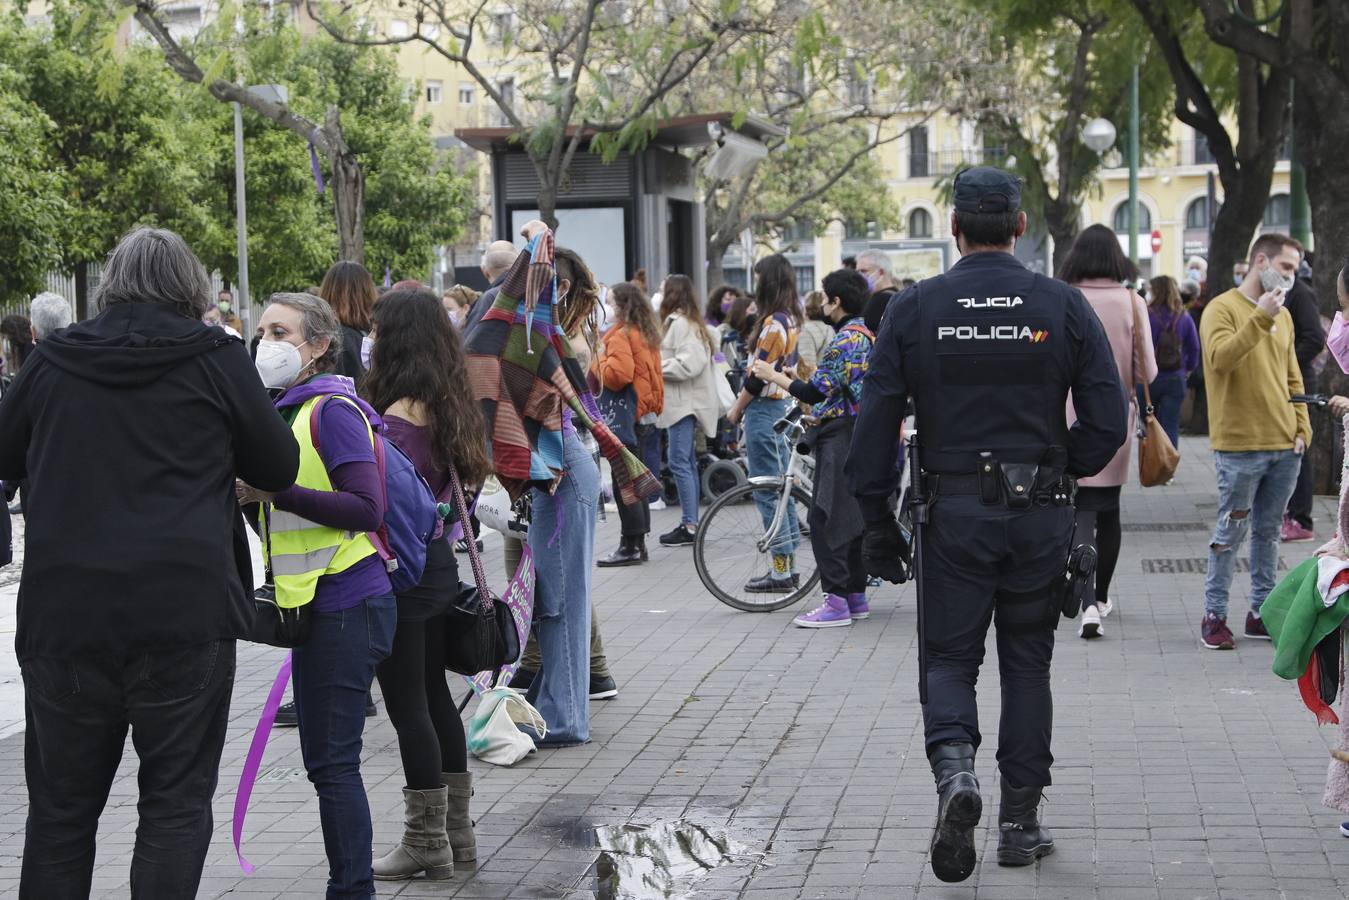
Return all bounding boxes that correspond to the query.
[999,463,1039,510]
[1046,543,1098,626]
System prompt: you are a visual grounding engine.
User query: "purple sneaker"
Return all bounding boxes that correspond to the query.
[794,594,852,629]
[846,592,870,619]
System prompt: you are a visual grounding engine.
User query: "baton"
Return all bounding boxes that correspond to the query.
[906,432,929,705]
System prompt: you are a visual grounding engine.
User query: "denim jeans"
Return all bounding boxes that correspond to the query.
[1138,373,1187,448]
[1205,450,1302,619]
[744,397,800,563]
[667,415,701,525]
[293,594,396,899]
[20,640,236,900]
[528,430,599,744]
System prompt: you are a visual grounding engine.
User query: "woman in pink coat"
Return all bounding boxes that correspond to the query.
[1061,225,1158,640]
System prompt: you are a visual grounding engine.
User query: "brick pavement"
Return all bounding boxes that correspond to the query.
[0,435,1347,898]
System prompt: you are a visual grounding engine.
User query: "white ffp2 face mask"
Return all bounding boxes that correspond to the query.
[255,339,307,390]
[1259,265,1295,294]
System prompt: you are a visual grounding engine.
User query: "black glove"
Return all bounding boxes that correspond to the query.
[862,517,910,584]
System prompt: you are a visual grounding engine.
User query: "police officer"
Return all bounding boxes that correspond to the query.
[846,168,1126,883]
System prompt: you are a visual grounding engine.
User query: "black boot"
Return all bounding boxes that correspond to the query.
[997,780,1053,867]
[633,534,649,562]
[597,535,643,567]
[928,741,981,883]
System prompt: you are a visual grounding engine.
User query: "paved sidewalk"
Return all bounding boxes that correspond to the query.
[1,436,1348,898]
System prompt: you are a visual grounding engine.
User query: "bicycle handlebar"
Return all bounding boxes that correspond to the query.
[773,406,804,434]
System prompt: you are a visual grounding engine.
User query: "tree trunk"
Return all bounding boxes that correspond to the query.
[332,151,364,264]
[705,233,735,294]
[1296,92,1349,492]
[1046,211,1078,277]
[73,261,89,321]
[537,179,559,233]
[1205,175,1270,301]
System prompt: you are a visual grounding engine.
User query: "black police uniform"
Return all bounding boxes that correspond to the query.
[845,168,1126,881]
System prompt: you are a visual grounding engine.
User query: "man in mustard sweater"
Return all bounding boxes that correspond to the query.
[1199,233,1311,650]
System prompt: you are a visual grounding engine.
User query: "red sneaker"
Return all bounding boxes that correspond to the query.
[1245,612,1271,640]
[1201,613,1235,650]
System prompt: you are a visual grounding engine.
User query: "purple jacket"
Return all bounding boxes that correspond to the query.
[1147,308,1201,378]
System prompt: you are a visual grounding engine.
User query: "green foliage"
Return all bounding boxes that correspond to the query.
[0,60,69,304]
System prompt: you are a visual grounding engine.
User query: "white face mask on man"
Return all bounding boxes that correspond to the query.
[1258,264,1295,294]
[255,338,310,390]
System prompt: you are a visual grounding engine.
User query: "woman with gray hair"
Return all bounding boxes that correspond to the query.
[237,290,397,897]
[0,226,299,898]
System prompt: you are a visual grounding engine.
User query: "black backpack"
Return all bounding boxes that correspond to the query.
[1154,315,1182,371]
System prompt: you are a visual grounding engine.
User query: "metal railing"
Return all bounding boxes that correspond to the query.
[909,147,1009,178]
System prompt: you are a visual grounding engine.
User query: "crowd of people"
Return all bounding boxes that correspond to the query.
[2,205,1348,896]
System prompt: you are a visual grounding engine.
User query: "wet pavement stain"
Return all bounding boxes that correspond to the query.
[587,820,759,899]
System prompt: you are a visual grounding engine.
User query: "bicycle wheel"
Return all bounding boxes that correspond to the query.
[694,480,820,612]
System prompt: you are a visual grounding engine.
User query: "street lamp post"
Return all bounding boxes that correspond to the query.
[1128,64,1140,268]
[233,84,289,339]
[1082,119,1118,263]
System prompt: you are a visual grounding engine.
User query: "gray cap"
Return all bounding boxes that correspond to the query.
[953,167,1022,214]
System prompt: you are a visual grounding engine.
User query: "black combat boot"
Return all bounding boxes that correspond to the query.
[633,534,649,562]
[597,535,643,567]
[997,780,1054,867]
[928,741,982,883]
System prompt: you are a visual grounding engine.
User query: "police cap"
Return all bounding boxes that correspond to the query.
[953,167,1022,214]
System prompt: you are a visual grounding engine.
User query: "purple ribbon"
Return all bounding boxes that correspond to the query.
[308,142,325,195]
[233,653,293,874]
[384,267,391,288]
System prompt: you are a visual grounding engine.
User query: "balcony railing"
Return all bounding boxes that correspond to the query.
[909,147,1009,178]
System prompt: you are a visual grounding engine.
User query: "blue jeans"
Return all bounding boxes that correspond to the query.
[293,594,396,899]
[1204,450,1301,619]
[1137,373,1186,448]
[667,415,700,525]
[744,397,800,564]
[528,430,599,744]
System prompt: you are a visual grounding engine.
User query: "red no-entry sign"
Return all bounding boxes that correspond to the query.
[1150,230,1162,254]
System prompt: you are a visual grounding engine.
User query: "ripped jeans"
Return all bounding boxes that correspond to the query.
[1204,449,1302,619]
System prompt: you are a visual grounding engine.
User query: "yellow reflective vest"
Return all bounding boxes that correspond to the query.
[261,395,380,609]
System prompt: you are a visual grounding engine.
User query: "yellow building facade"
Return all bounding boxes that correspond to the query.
[809,111,1295,287]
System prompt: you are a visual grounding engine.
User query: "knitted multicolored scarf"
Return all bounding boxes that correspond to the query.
[465,231,661,505]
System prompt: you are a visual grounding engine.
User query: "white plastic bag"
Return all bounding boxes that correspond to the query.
[466,686,546,766]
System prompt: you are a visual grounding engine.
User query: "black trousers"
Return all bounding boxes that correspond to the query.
[809,418,866,596]
[21,639,236,899]
[921,497,1072,789]
[613,440,650,537]
[1288,451,1314,529]
[1074,486,1122,609]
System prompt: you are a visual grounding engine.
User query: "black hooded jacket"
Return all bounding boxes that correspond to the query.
[0,303,299,660]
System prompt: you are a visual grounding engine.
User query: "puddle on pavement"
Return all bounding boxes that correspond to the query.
[588,820,758,899]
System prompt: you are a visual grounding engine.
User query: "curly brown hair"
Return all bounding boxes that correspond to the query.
[609,282,661,349]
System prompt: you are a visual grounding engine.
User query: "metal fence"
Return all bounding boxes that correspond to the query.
[3,266,231,322]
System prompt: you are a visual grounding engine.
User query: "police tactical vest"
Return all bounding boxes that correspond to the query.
[260,395,380,610]
[911,267,1073,474]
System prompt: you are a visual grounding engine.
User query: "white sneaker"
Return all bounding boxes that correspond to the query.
[1078,605,1103,639]
[1098,598,1114,619]
[649,498,667,510]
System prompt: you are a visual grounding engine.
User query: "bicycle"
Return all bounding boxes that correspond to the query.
[694,406,821,611]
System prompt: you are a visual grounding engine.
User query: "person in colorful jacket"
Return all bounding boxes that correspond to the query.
[238,291,396,899]
[751,268,874,627]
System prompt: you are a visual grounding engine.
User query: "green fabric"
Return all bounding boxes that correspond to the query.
[1259,557,1349,680]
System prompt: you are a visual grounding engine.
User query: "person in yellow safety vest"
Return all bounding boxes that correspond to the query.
[236,291,396,898]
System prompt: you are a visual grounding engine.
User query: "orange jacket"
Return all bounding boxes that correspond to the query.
[598,324,664,419]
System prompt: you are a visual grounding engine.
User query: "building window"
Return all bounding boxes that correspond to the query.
[908,208,933,239]
[389,18,410,38]
[161,5,203,41]
[794,266,816,295]
[1112,201,1152,235]
[1192,133,1216,165]
[423,23,440,40]
[908,125,929,179]
[782,220,814,243]
[498,78,515,109]
[845,220,882,240]
[458,83,475,105]
[425,80,443,104]
[1185,197,1208,230]
[489,11,514,43]
[1264,193,1291,229]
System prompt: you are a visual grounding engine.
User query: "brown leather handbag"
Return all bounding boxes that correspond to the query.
[1133,297,1180,486]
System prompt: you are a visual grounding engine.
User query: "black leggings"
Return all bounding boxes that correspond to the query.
[375,615,467,789]
[1074,487,1121,610]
